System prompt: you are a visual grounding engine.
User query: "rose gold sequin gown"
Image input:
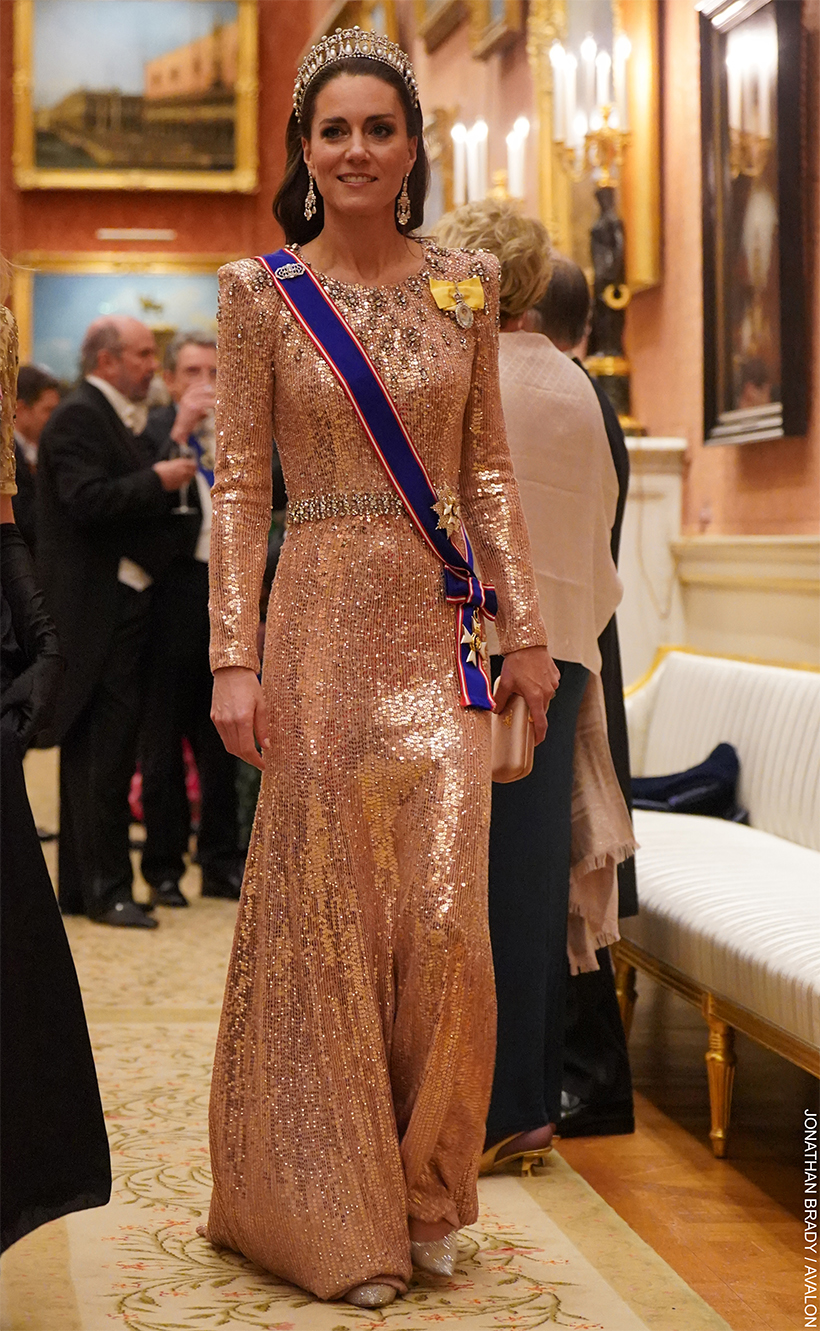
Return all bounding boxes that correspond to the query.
[207,243,547,1300]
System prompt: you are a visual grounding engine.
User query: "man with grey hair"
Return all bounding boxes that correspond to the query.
[37,315,198,928]
[140,330,245,906]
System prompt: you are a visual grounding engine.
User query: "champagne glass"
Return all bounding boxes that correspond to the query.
[172,440,196,515]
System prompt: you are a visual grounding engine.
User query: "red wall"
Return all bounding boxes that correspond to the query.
[0,0,315,262]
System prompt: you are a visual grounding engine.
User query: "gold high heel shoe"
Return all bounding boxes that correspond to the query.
[410,1230,458,1276]
[479,1130,554,1177]
[344,1283,398,1308]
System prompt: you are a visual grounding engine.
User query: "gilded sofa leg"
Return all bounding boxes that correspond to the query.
[614,950,637,1043]
[704,999,736,1158]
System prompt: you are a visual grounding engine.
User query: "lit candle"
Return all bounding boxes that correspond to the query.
[474,118,489,198]
[580,35,597,117]
[451,122,467,205]
[564,55,577,147]
[725,48,741,130]
[550,42,565,142]
[506,131,521,198]
[573,110,588,153]
[465,124,480,202]
[506,117,529,197]
[741,33,754,133]
[757,38,773,138]
[595,50,611,111]
[614,33,631,129]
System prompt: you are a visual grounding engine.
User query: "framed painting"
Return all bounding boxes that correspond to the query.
[700,0,807,444]
[469,0,522,59]
[11,253,235,386]
[413,0,466,53]
[13,0,258,192]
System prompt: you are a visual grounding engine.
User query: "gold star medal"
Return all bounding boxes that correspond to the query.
[432,485,461,540]
[461,610,488,667]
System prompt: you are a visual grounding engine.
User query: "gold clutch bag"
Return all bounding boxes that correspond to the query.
[491,684,535,783]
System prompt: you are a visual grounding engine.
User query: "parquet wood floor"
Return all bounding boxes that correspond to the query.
[559,973,818,1331]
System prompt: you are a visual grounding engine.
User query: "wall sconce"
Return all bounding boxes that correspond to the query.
[549,33,631,187]
[547,32,643,429]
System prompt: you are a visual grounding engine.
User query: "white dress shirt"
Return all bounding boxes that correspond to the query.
[86,374,149,437]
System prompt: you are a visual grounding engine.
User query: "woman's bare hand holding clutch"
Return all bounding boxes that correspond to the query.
[211,666,270,771]
[493,646,560,744]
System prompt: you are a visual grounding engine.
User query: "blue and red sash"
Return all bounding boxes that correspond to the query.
[257,247,496,710]
[187,434,214,488]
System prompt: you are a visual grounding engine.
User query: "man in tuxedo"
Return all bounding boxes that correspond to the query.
[532,259,637,1136]
[139,331,244,906]
[13,365,61,554]
[37,316,197,928]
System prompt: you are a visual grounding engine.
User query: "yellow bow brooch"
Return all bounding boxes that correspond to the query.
[428,276,485,329]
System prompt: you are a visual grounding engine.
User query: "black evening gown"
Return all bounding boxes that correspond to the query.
[559,367,637,1138]
[1,525,111,1251]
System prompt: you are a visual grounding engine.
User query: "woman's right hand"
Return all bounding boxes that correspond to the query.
[211,666,269,771]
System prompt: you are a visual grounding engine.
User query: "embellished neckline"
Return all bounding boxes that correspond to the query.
[289,240,443,295]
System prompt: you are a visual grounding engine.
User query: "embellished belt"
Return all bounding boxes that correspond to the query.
[287,491,406,524]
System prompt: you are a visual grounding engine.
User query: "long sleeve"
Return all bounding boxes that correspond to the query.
[459,256,548,655]
[209,261,274,673]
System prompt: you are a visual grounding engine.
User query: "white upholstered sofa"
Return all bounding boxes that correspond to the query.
[614,647,820,1156]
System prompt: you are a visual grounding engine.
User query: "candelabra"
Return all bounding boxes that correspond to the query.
[557,104,630,189]
[555,97,642,429]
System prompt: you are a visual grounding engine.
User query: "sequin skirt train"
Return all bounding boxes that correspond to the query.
[206,515,496,1300]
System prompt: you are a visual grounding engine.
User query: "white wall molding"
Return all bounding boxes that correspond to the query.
[672,535,820,666]
[619,438,688,686]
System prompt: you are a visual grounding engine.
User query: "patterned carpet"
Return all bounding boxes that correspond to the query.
[1,801,731,1331]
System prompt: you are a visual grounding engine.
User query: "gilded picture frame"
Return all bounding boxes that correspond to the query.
[700,0,807,444]
[414,0,466,53]
[469,0,523,60]
[316,0,399,42]
[11,252,237,382]
[422,107,456,230]
[13,0,258,192]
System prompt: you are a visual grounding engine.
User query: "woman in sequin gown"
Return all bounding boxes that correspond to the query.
[205,51,557,1304]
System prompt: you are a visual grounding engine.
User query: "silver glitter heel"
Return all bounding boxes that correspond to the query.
[344,1282,398,1308]
[410,1230,458,1276]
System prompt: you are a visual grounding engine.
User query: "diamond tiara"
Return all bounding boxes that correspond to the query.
[293,26,420,120]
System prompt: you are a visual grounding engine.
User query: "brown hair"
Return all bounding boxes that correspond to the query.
[79,321,124,376]
[533,257,591,348]
[16,363,61,405]
[272,59,429,245]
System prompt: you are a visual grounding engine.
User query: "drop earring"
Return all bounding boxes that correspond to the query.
[304,172,317,221]
[396,174,411,228]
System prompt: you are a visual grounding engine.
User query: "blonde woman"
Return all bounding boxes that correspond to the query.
[435,201,627,1173]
